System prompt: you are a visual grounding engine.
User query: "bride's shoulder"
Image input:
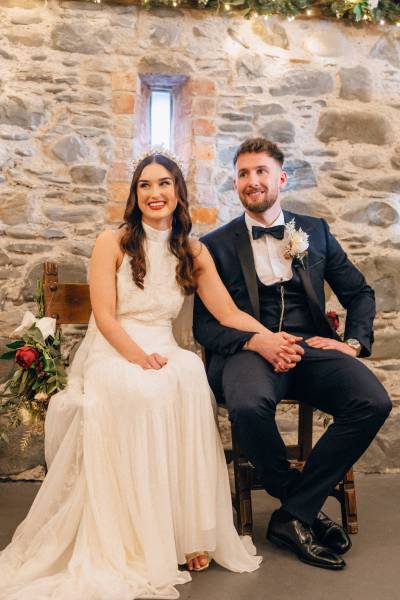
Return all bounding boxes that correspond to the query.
[93,229,125,266]
[91,230,125,271]
[189,239,213,267]
[189,238,203,258]
[95,228,125,247]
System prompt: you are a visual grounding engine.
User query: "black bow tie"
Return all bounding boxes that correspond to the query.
[252,225,285,241]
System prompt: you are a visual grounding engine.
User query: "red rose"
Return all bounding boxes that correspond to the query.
[15,346,39,369]
[326,311,340,332]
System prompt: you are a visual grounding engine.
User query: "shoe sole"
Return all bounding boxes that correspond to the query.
[267,532,346,570]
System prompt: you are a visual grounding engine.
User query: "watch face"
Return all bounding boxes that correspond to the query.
[346,339,361,354]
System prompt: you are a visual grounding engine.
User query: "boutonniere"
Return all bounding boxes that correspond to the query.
[283,219,309,267]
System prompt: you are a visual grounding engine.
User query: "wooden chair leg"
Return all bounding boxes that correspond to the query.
[230,405,359,537]
[338,468,359,534]
[232,426,254,536]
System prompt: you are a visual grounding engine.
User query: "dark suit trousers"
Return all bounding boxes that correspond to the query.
[222,343,392,526]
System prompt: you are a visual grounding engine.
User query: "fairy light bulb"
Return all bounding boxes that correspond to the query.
[380,19,385,25]
[306,9,312,16]
[224,2,230,9]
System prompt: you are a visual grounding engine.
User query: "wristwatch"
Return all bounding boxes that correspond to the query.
[345,338,362,356]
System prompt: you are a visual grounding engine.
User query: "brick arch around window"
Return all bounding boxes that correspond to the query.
[106,71,218,234]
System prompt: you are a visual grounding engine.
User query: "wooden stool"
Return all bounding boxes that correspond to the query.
[227,401,359,536]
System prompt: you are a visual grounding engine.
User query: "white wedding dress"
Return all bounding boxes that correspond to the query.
[0,223,261,600]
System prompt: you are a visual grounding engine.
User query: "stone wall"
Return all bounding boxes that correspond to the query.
[0,0,399,477]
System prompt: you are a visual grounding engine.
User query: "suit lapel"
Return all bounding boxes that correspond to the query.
[294,261,338,339]
[283,211,339,340]
[235,215,260,321]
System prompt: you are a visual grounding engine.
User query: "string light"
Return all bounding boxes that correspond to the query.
[87,0,400,23]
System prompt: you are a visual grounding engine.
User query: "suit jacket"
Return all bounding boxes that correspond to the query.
[193,211,375,403]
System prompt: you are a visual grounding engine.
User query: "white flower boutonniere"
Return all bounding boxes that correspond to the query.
[283,219,309,267]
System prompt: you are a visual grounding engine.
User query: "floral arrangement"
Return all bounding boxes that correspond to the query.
[0,282,67,450]
[283,219,309,267]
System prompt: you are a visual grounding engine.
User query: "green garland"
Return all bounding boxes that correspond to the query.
[92,0,400,22]
[322,0,400,22]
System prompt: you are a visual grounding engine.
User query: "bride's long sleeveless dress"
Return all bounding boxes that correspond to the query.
[0,223,261,600]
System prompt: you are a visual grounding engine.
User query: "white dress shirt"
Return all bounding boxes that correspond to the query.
[245,211,293,286]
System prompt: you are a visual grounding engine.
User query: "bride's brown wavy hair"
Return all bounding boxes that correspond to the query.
[120,154,197,295]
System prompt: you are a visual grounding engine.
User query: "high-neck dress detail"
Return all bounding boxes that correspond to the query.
[0,228,261,600]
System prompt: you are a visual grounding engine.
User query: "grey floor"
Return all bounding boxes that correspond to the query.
[1,474,399,600]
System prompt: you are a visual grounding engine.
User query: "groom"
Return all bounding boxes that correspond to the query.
[193,137,392,570]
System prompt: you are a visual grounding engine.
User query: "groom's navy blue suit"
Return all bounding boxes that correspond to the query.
[193,211,391,525]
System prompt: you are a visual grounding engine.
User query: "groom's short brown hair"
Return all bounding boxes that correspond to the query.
[233,137,284,167]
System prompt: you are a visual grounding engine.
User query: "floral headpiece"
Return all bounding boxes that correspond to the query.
[132,146,185,176]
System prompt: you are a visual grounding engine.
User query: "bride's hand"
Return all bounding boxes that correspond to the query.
[135,353,168,370]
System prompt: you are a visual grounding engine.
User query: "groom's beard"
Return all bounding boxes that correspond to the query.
[238,186,279,213]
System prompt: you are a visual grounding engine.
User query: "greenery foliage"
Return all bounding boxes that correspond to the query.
[100,0,400,22]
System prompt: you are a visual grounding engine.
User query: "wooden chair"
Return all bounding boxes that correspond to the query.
[42,261,358,537]
[43,262,91,325]
[230,404,358,536]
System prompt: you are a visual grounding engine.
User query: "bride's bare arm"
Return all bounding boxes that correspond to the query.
[193,242,271,336]
[90,231,165,369]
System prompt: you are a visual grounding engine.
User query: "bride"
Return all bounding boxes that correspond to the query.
[0,150,280,599]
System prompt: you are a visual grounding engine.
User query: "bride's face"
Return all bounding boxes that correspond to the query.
[137,162,178,227]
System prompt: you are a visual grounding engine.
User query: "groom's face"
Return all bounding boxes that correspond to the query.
[234,151,287,213]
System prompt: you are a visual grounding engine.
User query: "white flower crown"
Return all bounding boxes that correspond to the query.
[132,146,185,176]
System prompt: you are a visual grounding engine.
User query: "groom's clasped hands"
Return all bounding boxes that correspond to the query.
[245,331,304,373]
[246,330,359,374]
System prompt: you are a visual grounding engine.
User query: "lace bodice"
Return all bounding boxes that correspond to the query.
[116,223,184,325]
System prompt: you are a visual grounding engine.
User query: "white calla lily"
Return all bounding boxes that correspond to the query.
[12,311,36,337]
[12,311,57,341]
[36,317,57,340]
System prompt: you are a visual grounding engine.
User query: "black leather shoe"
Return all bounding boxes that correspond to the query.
[313,511,352,555]
[267,510,346,570]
